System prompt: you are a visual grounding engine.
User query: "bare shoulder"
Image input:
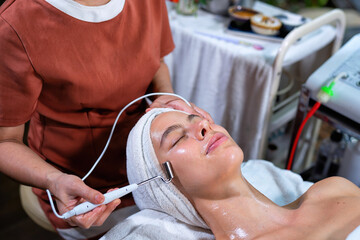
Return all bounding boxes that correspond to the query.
[310,176,360,198]
[319,176,359,191]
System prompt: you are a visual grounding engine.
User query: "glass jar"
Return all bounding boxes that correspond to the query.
[177,0,198,15]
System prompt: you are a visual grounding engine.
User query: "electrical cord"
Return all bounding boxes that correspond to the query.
[46,92,191,219]
[286,101,321,170]
[286,72,347,171]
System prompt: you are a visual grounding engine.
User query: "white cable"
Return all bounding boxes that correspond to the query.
[46,92,191,219]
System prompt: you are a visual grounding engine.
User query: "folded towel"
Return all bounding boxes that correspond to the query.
[242,159,313,206]
[126,108,208,229]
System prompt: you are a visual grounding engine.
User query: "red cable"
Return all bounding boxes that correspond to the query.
[286,102,321,170]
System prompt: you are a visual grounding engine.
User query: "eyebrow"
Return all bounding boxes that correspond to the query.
[160,114,200,147]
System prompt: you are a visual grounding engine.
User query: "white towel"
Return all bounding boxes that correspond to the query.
[101,209,214,240]
[126,108,208,229]
[242,160,313,206]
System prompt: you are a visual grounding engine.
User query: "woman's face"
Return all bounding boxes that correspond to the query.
[150,111,244,199]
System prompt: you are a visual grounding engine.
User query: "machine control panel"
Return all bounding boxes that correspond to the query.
[304,33,360,123]
[334,48,360,90]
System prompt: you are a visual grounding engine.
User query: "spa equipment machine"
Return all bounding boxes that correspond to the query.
[287,33,360,170]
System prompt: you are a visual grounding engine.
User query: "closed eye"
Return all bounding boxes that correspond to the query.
[171,135,186,148]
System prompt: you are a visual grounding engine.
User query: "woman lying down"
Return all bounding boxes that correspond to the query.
[102,108,360,240]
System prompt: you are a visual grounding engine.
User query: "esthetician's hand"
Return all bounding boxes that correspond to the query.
[147,95,214,123]
[48,173,120,229]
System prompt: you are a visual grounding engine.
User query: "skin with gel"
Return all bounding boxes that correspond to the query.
[150,111,360,240]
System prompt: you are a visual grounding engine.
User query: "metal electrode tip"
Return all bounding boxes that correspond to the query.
[162,161,174,182]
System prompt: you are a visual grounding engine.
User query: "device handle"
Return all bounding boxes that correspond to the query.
[62,183,138,219]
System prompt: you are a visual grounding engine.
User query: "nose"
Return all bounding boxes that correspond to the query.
[194,119,210,140]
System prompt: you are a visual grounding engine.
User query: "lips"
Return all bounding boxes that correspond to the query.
[206,132,228,154]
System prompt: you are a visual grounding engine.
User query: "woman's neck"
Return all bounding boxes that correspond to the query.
[193,177,295,239]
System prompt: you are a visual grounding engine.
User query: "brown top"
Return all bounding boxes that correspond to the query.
[0,0,174,228]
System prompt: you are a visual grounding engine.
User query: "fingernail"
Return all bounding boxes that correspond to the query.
[95,194,104,203]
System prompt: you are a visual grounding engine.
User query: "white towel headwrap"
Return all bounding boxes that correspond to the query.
[126,108,209,229]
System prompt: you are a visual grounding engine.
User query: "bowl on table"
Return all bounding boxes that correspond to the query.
[250,14,282,36]
[274,13,306,32]
[228,5,260,28]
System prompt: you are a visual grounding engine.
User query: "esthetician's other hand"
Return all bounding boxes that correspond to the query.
[147,95,214,123]
[48,173,120,229]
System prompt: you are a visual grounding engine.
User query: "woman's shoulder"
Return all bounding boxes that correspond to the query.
[308,176,360,198]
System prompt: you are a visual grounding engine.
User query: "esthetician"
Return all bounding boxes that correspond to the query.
[0,0,210,239]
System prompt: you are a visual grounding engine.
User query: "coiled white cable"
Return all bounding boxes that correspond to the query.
[46,92,191,219]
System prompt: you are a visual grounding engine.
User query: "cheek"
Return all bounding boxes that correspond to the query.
[173,148,187,155]
[168,148,193,174]
[167,145,200,181]
[157,143,196,176]
[169,141,198,161]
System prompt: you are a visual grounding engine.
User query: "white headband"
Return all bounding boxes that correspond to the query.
[126,108,208,229]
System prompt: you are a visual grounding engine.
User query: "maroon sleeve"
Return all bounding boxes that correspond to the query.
[159,0,175,58]
[0,16,42,126]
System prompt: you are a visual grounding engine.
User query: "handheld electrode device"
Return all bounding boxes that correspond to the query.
[46,93,190,219]
[62,162,174,219]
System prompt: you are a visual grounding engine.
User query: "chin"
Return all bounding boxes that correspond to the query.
[223,145,244,167]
